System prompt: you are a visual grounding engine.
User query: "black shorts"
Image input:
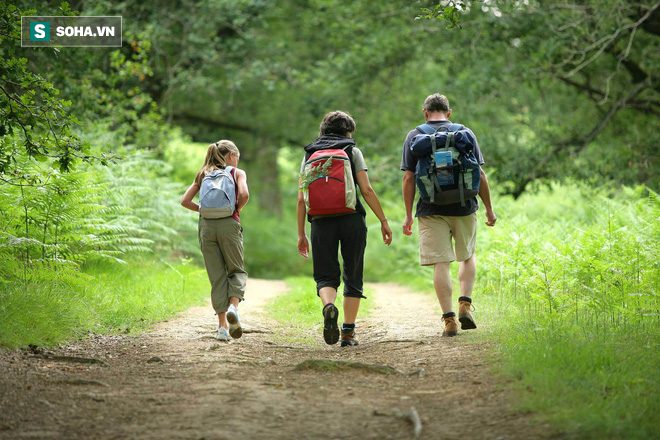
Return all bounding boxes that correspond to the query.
[310,213,367,299]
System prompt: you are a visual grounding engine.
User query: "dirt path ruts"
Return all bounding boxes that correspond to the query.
[0,279,552,440]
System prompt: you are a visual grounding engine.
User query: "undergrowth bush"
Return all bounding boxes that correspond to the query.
[474,184,659,439]
[0,151,198,275]
[0,145,203,347]
[363,181,659,439]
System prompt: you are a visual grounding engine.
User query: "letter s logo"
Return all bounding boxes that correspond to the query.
[35,24,45,39]
[30,22,50,41]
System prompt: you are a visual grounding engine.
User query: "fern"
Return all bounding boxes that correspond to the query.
[0,149,198,280]
[299,157,334,190]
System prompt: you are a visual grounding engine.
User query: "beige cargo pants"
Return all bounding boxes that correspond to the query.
[198,217,247,314]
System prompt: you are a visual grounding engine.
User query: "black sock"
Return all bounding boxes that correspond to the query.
[442,312,456,319]
[342,323,355,330]
[459,296,472,303]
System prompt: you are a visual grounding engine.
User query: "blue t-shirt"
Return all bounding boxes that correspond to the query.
[400,120,484,217]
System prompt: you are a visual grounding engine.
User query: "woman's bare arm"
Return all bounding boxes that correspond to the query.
[181,184,200,212]
[235,169,250,212]
[356,170,392,245]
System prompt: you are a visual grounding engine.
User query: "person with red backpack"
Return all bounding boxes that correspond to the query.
[297,111,392,347]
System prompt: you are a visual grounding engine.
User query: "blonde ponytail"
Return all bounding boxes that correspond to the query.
[194,140,240,186]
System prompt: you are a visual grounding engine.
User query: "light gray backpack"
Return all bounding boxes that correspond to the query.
[199,166,236,219]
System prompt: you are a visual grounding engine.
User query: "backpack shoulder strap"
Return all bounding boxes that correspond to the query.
[342,145,356,178]
[448,123,464,132]
[416,124,436,135]
[225,166,236,182]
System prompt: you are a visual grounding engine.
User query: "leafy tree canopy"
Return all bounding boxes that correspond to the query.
[1,0,657,199]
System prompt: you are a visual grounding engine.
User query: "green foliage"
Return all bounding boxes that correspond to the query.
[475,184,658,328]
[0,1,123,176]
[2,3,658,436]
[377,182,659,439]
[268,277,323,331]
[0,0,200,322]
[490,324,659,439]
[161,136,207,186]
[63,0,655,207]
[0,257,208,348]
[417,1,470,28]
[470,184,659,438]
[0,150,198,274]
[240,204,311,278]
[417,1,659,195]
[298,156,333,190]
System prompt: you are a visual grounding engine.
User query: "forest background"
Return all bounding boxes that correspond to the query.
[1,1,658,438]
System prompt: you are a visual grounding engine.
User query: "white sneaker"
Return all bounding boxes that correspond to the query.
[226,304,243,339]
[215,327,230,342]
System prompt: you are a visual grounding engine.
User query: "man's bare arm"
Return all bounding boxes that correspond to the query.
[478,168,496,227]
[402,171,416,236]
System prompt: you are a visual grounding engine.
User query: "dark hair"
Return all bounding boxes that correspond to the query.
[319,111,356,136]
[423,94,451,113]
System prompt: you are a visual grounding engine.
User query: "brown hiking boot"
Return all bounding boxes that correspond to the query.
[340,328,359,347]
[458,297,477,330]
[442,315,458,337]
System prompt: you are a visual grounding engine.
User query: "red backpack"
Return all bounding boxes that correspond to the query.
[301,148,357,216]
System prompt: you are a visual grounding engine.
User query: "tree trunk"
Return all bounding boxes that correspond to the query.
[251,139,282,216]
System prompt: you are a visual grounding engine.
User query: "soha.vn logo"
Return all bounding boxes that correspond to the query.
[30,22,50,41]
[55,25,116,37]
[30,21,116,41]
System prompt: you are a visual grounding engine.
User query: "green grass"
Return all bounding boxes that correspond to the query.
[488,322,660,439]
[378,183,660,439]
[0,257,209,348]
[477,186,659,439]
[267,277,374,345]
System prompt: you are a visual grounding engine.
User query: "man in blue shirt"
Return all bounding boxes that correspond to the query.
[401,94,497,337]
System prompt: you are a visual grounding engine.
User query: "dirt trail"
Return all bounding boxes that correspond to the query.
[0,279,551,440]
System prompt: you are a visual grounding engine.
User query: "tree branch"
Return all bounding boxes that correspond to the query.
[641,1,660,35]
[511,77,653,198]
[620,58,649,84]
[629,105,660,115]
[0,174,54,188]
[557,75,660,110]
[556,76,606,98]
[173,112,304,146]
[550,2,659,78]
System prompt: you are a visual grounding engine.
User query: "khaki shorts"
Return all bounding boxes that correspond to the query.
[418,213,477,265]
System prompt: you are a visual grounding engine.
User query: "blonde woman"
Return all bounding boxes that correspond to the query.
[181,140,249,341]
